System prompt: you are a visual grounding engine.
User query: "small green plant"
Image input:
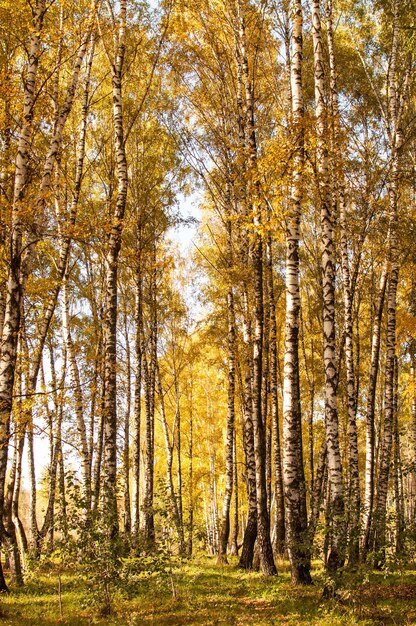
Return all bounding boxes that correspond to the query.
[49,480,185,617]
[80,523,124,616]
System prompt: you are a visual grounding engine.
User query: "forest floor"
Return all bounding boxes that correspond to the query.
[0,556,415,626]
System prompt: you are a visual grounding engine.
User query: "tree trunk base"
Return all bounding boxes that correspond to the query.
[216,554,228,565]
[0,558,9,593]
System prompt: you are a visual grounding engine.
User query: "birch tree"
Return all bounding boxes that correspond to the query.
[282,0,311,585]
[372,0,406,565]
[325,0,360,565]
[311,0,345,575]
[0,6,46,584]
[101,0,128,533]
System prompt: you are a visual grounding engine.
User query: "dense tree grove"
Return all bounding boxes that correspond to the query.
[0,0,415,600]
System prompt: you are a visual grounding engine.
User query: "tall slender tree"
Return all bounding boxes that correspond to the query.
[282,0,311,585]
[101,0,128,533]
[311,0,345,575]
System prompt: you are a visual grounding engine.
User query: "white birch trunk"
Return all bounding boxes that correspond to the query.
[132,270,142,537]
[102,0,128,531]
[311,0,345,575]
[373,0,402,566]
[237,0,276,576]
[325,0,360,565]
[362,266,388,554]
[282,0,311,585]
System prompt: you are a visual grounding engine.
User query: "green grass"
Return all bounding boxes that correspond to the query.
[1,557,416,625]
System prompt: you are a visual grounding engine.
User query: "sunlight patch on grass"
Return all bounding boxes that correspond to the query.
[0,560,415,625]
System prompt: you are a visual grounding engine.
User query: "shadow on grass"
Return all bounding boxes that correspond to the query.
[1,559,415,625]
